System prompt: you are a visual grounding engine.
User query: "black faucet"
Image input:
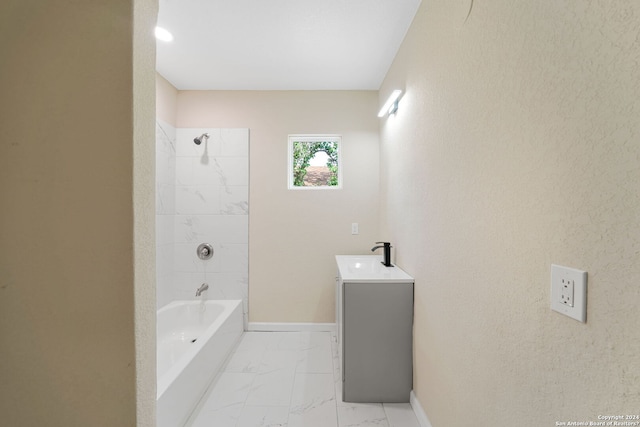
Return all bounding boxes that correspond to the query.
[371,241,393,267]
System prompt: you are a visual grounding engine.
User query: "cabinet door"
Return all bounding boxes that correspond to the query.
[343,281,413,403]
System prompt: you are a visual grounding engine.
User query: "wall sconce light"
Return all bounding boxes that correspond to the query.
[377,90,402,117]
[155,26,174,42]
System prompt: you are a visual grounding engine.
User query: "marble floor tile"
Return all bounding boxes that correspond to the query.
[236,405,289,427]
[334,377,345,405]
[337,403,389,427]
[298,331,334,351]
[199,372,255,412]
[176,332,422,427]
[331,332,341,377]
[225,348,265,373]
[245,366,296,406]
[236,331,278,352]
[187,402,244,427]
[259,349,299,372]
[268,331,303,351]
[288,373,338,427]
[383,403,421,427]
[296,337,334,374]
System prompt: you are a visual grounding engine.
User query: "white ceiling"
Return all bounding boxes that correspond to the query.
[156,0,421,90]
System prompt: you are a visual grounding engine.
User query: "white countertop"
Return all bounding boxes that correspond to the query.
[335,255,414,283]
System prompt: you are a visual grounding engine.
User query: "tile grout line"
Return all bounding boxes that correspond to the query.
[232,332,265,427]
[224,333,256,427]
[247,331,297,427]
[330,331,341,427]
[283,332,303,427]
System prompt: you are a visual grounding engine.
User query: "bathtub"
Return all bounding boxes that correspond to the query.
[157,299,243,427]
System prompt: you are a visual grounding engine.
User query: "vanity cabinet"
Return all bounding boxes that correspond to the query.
[335,255,414,403]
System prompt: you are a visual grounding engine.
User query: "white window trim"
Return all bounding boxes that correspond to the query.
[287,134,342,190]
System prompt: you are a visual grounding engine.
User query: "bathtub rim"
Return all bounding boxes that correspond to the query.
[156,299,243,400]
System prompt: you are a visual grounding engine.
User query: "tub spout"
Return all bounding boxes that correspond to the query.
[196,283,209,296]
[371,241,393,267]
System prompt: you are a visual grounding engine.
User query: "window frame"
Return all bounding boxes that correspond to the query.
[287,134,343,190]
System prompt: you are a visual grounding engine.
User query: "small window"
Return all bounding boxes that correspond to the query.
[288,135,342,189]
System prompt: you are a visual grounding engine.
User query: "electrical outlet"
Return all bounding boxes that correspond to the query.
[351,223,359,235]
[551,264,587,323]
[560,278,574,307]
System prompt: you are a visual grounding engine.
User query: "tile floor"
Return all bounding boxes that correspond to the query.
[184,331,421,427]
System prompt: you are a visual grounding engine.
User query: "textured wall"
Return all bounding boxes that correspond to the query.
[0,0,156,426]
[379,0,640,425]
[175,91,380,323]
[133,1,158,425]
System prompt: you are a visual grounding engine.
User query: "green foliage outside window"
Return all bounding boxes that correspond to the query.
[292,140,339,187]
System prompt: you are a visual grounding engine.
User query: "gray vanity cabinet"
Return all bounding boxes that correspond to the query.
[335,255,414,403]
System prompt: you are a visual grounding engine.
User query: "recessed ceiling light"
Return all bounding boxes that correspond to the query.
[154,26,173,42]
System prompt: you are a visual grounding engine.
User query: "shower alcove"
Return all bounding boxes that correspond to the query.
[155,122,249,325]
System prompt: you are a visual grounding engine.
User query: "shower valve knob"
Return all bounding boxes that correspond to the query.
[197,243,214,260]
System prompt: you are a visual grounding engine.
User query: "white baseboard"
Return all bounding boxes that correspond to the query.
[247,322,336,333]
[410,390,433,427]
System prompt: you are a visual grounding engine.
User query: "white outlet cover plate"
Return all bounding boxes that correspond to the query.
[551,264,587,323]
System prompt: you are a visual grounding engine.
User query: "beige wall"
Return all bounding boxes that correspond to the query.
[0,1,156,426]
[176,91,380,323]
[134,1,158,425]
[379,1,640,425]
[156,74,178,125]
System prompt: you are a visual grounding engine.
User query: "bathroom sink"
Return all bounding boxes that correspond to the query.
[336,255,413,283]
[346,257,385,273]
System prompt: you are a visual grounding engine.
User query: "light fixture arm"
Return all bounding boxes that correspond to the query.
[377,90,403,117]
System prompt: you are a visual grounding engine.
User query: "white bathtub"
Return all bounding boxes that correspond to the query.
[157,300,243,427]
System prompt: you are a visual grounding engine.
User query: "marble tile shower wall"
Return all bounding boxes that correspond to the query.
[156,119,176,308]
[156,122,250,325]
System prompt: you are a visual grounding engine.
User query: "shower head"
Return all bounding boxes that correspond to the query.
[194,133,209,145]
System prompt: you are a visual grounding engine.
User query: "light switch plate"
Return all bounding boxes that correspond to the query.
[551,264,587,323]
[351,223,359,235]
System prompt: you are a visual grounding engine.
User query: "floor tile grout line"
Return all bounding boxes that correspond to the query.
[330,330,343,427]
[245,331,297,426]
[382,404,392,427]
[290,332,339,427]
[222,333,255,427]
[214,332,279,426]
[281,331,303,427]
[234,369,252,427]
[238,331,287,426]
[328,331,342,427]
